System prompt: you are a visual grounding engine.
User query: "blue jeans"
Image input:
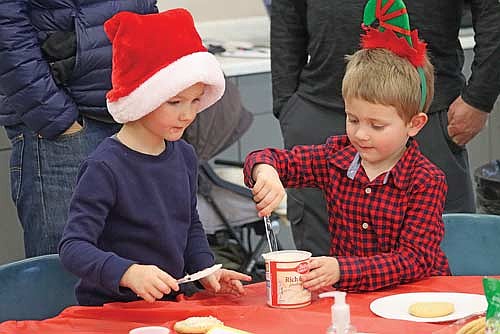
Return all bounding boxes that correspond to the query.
[4,117,120,257]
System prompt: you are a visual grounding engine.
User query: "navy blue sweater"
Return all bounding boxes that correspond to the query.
[59,138,214,306]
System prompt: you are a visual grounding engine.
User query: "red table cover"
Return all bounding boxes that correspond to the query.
[0,276,491,334]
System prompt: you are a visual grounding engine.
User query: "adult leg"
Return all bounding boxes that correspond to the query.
[278,94,346,255]
[5,117,120,257]
[416,109,476,213]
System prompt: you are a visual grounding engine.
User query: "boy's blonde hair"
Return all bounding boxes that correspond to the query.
[342,48,434,122]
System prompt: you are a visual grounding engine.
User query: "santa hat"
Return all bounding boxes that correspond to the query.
[104,9,225,123]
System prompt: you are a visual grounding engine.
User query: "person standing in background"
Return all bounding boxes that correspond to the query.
[0,0,159,257]
[271,0,500,255]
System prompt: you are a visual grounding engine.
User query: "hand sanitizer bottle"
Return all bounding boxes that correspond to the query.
[319,291,357,334]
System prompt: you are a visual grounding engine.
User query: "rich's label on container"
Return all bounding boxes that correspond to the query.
[263,250,312,308]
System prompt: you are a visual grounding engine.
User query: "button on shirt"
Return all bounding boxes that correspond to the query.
[244,135,450,291]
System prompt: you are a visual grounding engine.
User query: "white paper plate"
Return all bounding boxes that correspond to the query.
[370,292,487,323]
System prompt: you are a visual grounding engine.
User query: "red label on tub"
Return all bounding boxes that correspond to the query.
[296,262,309,274]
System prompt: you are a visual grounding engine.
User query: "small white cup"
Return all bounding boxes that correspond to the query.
[129,326,170,334]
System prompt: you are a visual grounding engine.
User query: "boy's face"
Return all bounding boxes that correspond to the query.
[345,97,427,169]
[140,82,205,141]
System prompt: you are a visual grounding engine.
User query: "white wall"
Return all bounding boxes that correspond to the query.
[157,0,266,21]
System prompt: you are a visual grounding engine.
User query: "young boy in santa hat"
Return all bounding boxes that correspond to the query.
[243,0,451,292]
[59,8,251,306]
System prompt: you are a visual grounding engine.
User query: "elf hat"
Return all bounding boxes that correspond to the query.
[361,0,427,111]
[104,9,225,123]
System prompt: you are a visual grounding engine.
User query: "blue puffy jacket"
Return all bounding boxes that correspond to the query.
[0,0,158,139]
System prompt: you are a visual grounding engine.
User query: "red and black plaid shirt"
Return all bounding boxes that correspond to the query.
[244,135,450,291]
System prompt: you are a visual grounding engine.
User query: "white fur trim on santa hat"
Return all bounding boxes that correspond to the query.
[107,52,225,123]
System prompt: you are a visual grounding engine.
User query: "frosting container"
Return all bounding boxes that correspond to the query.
[262,250,312,308]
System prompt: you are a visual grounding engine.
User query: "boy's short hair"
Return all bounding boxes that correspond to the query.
[342,48,434,121]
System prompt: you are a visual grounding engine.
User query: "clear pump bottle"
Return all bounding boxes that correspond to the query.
[319,291,357,334]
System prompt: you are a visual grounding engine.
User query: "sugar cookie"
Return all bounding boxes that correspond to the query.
[456,317,486,334]
[408,301,455,318]
[174,316,224,334]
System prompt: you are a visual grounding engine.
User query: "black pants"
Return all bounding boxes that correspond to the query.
[278,94,475,256]
[415,109,475,213]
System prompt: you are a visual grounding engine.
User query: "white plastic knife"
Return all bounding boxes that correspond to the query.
[177,264,222,284]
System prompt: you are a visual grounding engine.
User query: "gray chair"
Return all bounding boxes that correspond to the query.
[0,254,78,322]
[441,213,500,276]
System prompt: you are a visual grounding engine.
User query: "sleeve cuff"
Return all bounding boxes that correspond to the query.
[243,157,258,188]
[335,256,363,291]
[462,90,496,113]
[99,254,136,294]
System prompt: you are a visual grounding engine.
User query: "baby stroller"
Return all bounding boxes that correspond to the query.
[183,79,281,281]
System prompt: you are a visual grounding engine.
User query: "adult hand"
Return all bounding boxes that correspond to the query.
[447,96,489,146]
[120,264,179,303]
[301,256,340,291]
[63,121,83,135]
[37,121,83,138]
[200,268,252,296]
[251,163,286,217]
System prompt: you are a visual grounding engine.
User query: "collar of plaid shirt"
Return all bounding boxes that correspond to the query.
[328,136,418,190]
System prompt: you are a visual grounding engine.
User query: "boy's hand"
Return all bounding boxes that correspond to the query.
[200,268,252,296]
[301,256,340,291]
[251,163,285,217]
[120,264,179,303]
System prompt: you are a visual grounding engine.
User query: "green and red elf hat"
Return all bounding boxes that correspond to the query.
[361,0,427,111]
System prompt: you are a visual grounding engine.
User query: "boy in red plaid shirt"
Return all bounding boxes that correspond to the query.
[243,1,451,291]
